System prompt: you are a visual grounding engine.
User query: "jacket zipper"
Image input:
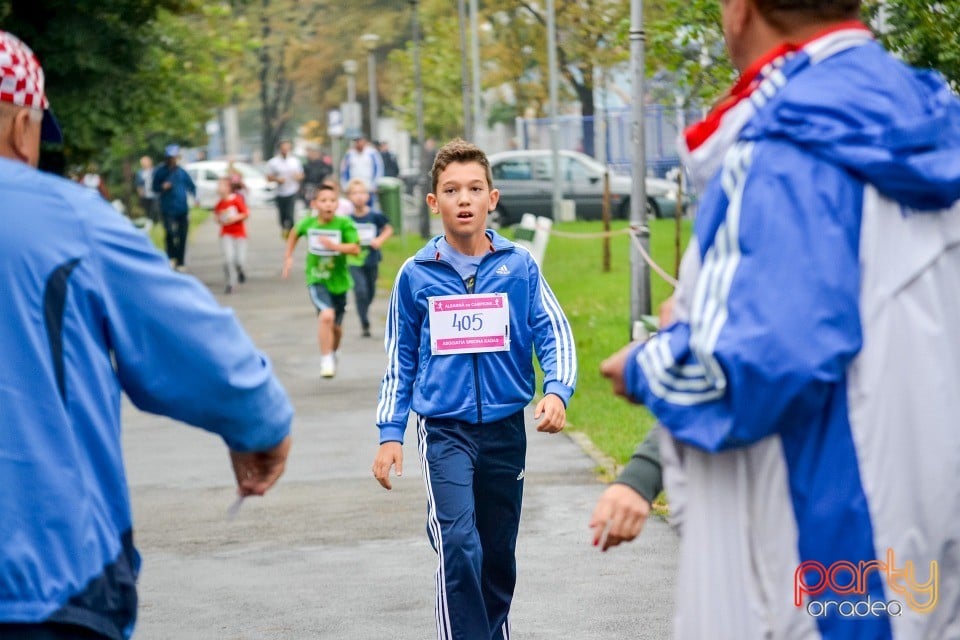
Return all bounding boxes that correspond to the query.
[432,251,498,425]
[464,274,484,424]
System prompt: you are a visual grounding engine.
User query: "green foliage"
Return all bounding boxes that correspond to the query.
[0,0,242,166]
[646,0,734,108]
[865,0,960,91]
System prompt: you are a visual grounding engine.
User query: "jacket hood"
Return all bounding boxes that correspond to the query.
[741,39,960,210]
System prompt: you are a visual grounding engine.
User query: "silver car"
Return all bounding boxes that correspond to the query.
[487,149,681,226]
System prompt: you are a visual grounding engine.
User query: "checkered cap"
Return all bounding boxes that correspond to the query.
[0,30,49,111]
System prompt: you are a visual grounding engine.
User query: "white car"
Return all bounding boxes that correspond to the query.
[184,160,276,208]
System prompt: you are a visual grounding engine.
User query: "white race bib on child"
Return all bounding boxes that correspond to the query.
[428,293,510,355]
[355,223,377,246]
[308,229,341,256]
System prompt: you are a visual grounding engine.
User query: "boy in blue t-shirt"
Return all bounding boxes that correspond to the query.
[346,178,393,337]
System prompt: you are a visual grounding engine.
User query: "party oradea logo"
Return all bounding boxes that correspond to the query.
[794,549,938,618]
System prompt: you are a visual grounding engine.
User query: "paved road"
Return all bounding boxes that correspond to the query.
[126,203,678,639]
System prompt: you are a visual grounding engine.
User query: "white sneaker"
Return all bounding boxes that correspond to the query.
[320,355,336,379]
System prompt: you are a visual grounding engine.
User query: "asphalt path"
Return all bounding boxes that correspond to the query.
[125,202,678,639]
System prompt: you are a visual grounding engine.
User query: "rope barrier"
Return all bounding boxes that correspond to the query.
[535,224,679,288]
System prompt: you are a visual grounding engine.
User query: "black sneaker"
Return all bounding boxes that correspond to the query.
[237,267,246,284]
[362,326,371,338]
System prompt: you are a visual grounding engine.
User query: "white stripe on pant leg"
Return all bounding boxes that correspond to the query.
[502,619,510,639]
[417,416,452,639]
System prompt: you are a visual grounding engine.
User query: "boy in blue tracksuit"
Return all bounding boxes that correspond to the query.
[372,139,576,640]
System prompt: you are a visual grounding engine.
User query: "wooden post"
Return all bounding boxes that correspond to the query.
[675,168,683,277]
[602,171,611,273]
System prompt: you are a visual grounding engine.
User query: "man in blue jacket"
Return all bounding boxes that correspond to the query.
[0,30,293,640]
[152,143,196,270]
[372,139,576,640]
[594,1,960,638]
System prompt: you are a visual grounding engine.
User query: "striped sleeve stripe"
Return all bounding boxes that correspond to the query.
[688,142,754,394]
[638,341,725,405]
[538,276,577,387]
[377,259,414,424]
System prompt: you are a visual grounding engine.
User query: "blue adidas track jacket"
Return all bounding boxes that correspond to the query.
[0,158,293,639]
[377,231,576,443]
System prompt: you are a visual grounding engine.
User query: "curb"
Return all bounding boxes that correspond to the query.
[564,429,622,483]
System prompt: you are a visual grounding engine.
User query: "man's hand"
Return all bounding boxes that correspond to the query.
[589,484,651,551]
[534,393,566,433]
[600,342,642,400]
[229,435,292,497]
[372,441,403,490]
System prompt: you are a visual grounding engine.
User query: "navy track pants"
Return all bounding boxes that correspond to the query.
[416,411,526,640]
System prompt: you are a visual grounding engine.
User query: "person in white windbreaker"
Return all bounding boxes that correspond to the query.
[593,1,960,638]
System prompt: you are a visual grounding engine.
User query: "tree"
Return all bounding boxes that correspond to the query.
[488,0,630,156]
[864,0,960,91]
[0,0,250,182]
[645,0,734,109]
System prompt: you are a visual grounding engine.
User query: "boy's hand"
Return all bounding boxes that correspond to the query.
[319,237,338,251]
[589,483,651,551]
[534,393,566,433]
[372,441,403,490]
[281,256,293,279]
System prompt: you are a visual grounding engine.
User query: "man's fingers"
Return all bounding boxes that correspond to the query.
[395,455,403,478]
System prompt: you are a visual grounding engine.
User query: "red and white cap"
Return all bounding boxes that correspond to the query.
[0,30,62,144]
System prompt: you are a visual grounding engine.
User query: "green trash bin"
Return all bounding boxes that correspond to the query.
[377,177,403,232]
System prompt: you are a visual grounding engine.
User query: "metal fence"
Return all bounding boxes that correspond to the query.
[515,104,704,178]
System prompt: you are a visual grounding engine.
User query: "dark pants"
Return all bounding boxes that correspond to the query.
[162,213,189,267]
[276,194,297,233]
[417,411,526,640]
[0,623,108,639]
[350,262,378,331]
[139,197,159,223]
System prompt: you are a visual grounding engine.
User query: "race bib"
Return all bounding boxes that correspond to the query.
[428,293,510,355]
[308,229,341,256]
[355,223,377,246]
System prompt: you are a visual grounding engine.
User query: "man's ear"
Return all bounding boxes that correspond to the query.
[724,0,751,42]
[8,109,36,164]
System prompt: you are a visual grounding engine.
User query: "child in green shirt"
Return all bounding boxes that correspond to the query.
[282,183,360,378]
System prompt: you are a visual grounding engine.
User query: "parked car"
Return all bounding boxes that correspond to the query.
[184,160,275,208]
[487,149,684,227]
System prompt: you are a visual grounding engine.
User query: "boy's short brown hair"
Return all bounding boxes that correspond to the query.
[430,138,493,193]
[753,0,860,30]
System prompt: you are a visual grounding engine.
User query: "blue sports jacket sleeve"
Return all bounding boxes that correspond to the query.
[89,204,292,452]
[623,141,863,452]
[376,260,421,442]
[527,257,577,405]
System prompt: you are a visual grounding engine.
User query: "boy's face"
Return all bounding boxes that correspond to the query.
[426,161,499,242]
[313,189,339,221]
[347,185,369,209]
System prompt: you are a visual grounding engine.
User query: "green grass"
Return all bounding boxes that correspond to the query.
[379,218,692,470]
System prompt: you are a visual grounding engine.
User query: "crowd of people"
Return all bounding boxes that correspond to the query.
[3,0,960,636]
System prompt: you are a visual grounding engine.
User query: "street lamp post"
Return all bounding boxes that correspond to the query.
[361,33,380,141]
[410,0,429,238]
[629,0,652,330]
[343,59,358,104]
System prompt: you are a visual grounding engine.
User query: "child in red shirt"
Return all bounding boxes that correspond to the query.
[213,177,249,293]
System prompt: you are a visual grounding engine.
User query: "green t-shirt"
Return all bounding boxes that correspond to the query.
[294,214,359,294]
